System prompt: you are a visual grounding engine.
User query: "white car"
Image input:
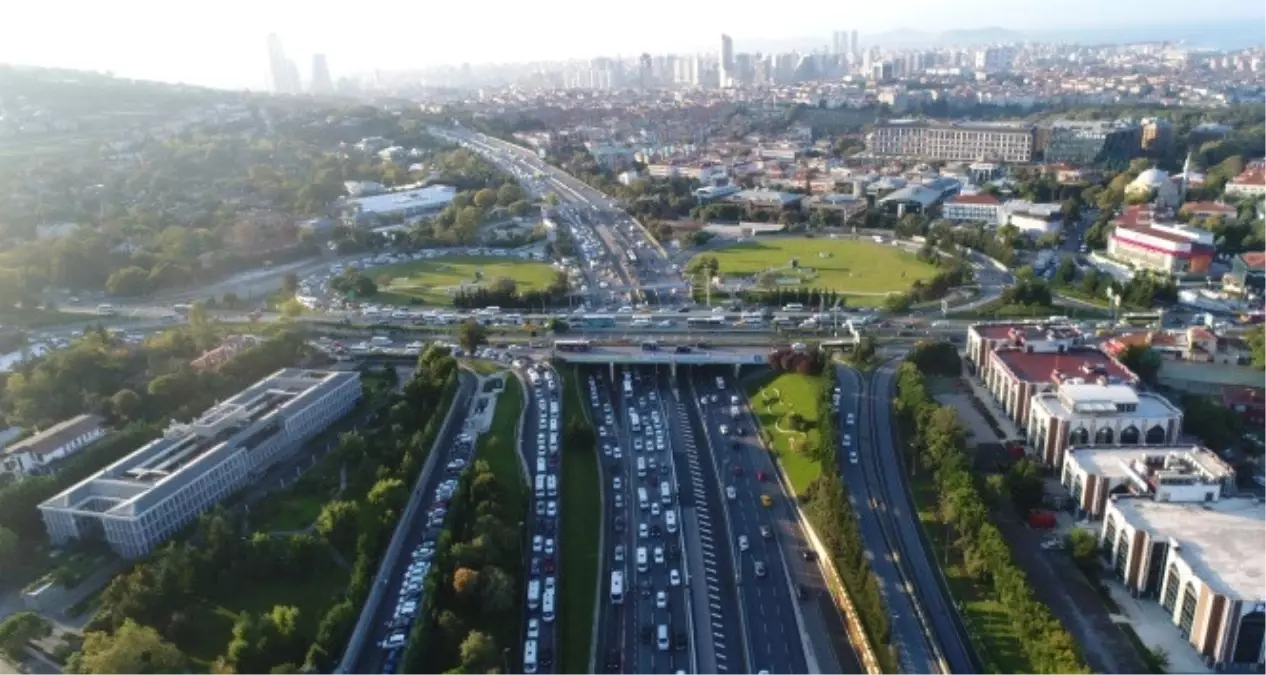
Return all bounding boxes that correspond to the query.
[726,485,737,500]
[547,500,558,518]
[613,476,623,492]
[656,590,668,609]
[738,535,750,551]
[849,451,859,465]
[527,618,540,640]
[533,535,543,553]
[639,523,649,539]
[545,537,555,556]
[669,569,681,586]
[650,502,661,517]
[653,546,665,565]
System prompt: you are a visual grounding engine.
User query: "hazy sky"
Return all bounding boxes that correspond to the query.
[2,0,1263,90]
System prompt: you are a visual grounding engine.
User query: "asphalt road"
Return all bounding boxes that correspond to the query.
[353,374,476,674]
[689,369,808,675]
[870,362,976,674]
[837,363,939,674]
[523,366,562,673]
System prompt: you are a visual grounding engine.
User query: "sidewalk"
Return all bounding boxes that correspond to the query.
[959,375,1024,439]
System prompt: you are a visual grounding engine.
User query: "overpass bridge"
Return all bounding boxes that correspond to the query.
[552,340,857,378]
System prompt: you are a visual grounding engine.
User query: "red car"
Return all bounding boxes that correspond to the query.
[732,465,743,476]
[756,470,766,482]
[543,557,555,573]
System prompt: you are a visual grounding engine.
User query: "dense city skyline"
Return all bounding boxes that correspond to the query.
[1,0,1264,89]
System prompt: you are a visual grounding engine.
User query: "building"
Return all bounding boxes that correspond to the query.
[310,54,333,94]
[346,185,456,222]
[1179,200,1237,223]
[1102,327,1219,363]
[39,370,361,558]
[1026,381,1184,467]
[1126,168,1181,209]
[191,335,264,373]
[1225,163,1266,200]
[866,119,1035,163]
[1042,120,1141,165]
[1108,206,1216,275]
[983,345,1137,431]
[1224,251,1265,297]
[719,34,734,88]
[877,185,945,216]
[1062,445,1234,519]
[1140,118,1175,154]
[727,189,802,209]
[940,193,1002,226]
[586,144,636,171]
[1099,495,1263,669]
[2,415,107,478]
[965,321,1085,380]
[1220,385,1265,428]
[1004,201,1063,237]
[266,34,300,94]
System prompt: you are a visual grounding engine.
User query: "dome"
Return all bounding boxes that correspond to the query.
[1131,168,1170,189]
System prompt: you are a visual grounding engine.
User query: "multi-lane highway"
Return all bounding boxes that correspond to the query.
[867,361,977,673]
[522,365,562,674]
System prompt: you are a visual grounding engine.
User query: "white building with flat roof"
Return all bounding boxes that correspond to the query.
[346,184,456,222]
[39,369,360,558]
[1061,445,1235,519]
[1027,382,1183,467]
[1100,495,1264,669]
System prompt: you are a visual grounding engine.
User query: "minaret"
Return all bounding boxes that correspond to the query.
[1179,151,1192,205]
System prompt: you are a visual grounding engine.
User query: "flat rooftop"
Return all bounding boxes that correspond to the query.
[350,184,456,215]
[994,347,1135,385]
[1112,497,1265,601]
[1068,445,1232,483]
[973,321,1081,342]
[1033,387,1178,419]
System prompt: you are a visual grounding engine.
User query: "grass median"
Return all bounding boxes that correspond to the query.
[744,371,826,494]
[558,365,600,674]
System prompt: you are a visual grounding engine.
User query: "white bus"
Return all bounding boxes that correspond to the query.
[524,640,538,674]
[611,570,625,604]
[783,303,804,312]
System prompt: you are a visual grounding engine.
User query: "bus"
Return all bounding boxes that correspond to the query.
[622,373,633,397]
[555,339,592,353]
[582,314,617,328]
[524,640,538,674]
[686,316,726,329]
[740,311,767,323]
[783,303,805,312]
[629,411,642,433]
[1119,311,1163,327]
[610,570,625,604]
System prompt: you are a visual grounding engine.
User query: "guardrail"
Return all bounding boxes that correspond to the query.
[336,371,474,674]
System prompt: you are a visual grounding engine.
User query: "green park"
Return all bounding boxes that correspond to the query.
[370,255,559,305]
[691,238,937,306]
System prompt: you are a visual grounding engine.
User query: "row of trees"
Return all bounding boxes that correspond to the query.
[68,345,461,673]
[893,355,1089,674]
[400,458,523,674]
[451,272,570,311]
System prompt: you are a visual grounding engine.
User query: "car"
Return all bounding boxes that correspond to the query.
[614,544,625,562]
[650,502,661,517]
[614,516,625,532]
[543,557,555,573]
[726,485,736,499]
[669,569,681,586]
[545,538,555,556]
[849,451,859,465]
[754,561,767,578]
[801,549,817,561]
[527,618,541,640]
[612,476,622,491]
[530,557,541,577]
[796,584,809,600]
[760,494,773,507]
[653,546,665,565]
[547,500,558,517]
[760,525,772,539]
[536,500,546,516]
[532,535,543,553]
[738,535,749,551]
[614,493,625,509]
[656,590,668,609]
[732,464,743,476]
[756,470,766,482]
[639,522,649,539]
[846,413,856,426]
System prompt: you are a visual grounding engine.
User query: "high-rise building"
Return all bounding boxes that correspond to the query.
[311,54,333,94]
[719,34,734,88]
[850,30,860,56]
[832,31,848,55]
[266,33,290,93]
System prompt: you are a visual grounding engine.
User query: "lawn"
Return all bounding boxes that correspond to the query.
[474,373,526,514]
[911,477,1032,674]
[558,366,600,674]
[744,372,826,494]
[694,238,937,306]
[370,255,559,306]
[179,560,350,667]
[0,307,91,328]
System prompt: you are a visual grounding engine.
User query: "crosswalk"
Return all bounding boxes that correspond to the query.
[676,402,729,673]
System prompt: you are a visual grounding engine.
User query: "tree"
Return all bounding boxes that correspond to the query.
[458,319,488,354]
[106,266,150,297]
[279,298,305,318]
[69,619,187,674]
[1066,528,1099,573]
[0,611,51,661]
[1119,344,1162,385]
[473,188,498,210]
[366,477,407,515]
[281,272,299,298]
[458,630,500,673]
[453,567,481,597]
[315,500,361,554]
[479,565,515,614]
[110,389,143,423]
[1006,459,1044,514]
[496,184,525,206]
[1248,325,1265,370]
[1052,256,1078,286]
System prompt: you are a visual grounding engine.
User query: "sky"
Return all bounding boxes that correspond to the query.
[2,0,1263,90]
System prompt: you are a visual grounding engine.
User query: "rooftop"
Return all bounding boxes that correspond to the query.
[948,193,1001,206]
[1069,445,1234,486]
[5,415,105,457]
[1238,251,1266,271]
[993,347,1136,385]
[1111,496,1265,601]
[1034,384,1180,418]
[878,185,943,207]
[349,184,456,215]
[972,321,1082,342]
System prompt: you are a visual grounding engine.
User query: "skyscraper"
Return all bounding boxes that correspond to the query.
[832,31,848,55]
[311,54,333,94]
[266,33,290,93]
[719,34,734,88]
[850,30,860,56]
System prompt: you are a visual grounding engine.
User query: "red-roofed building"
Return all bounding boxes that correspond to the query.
[1102,327,1219,363]
[966,322,1085,380]
[943,192,1002,224]
[1224,251,1265,297]
[1220,385,1264,427]
[1179,201,1237,223]
[983,347,1138,431]
[1225,164,1266,200]
[1107,205,1216,274]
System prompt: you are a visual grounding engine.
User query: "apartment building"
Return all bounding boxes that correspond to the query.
[1062,445,1232,519]
[965,321,1085,381]
[1100,493,1263,669]
[1108,206,1216,275]
[2,415,107,478]
[1004,201,1063,237]
[982,347,1137,433]
[943,192,1003,224]
[1026,381,1183,467]
[866,119,1035,163]
[39,369,361,558]
[1224,163,1266,200]
[1042,119,1141,165]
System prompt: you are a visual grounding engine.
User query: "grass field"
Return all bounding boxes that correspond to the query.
[371,255,558,305]
[559,366,600,674]
[696,238,937,306]
[912,477,1032,674]
[744,372,826,494]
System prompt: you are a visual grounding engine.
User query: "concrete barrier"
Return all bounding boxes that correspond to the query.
[336,371,474,674]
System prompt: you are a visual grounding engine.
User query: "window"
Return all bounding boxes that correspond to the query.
[1071,427,1090,445]
[1095,427,1114,445]
[1120,425,1140,445]
[1114,530,1130,581]
[1178,582,1198,637]
[1145,425,1166,444]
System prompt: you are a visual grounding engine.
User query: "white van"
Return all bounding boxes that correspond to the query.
[536,456,546,476]
[638,487,649,510]
[636,546,649,572]
[371,335,392,346]
[660,481,672,505]
[527,579,541,609]
[535,474,545,498]
[542,589,556,622]
[636,457,646,477]
[665,509,677,534]
[547,475,558,497]
[657,624,670,651]
[549,418,558,432]
[96,303,116,316]
[524,640,538,674]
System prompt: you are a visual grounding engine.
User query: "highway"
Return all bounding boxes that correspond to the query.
[869,361,977,674]
[522,365,561,673]
[688,368,809,675]
[351,373,476,674]
[837,364,940,673]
